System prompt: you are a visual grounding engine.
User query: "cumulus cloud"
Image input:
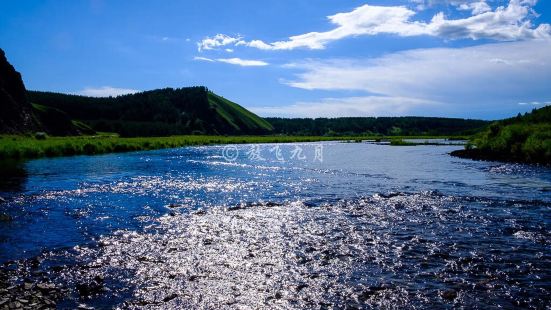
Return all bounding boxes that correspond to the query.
[201,0,550,51]
[411,0,493,12]
[409,0,429,11]
[253,4,424,50]
[426,1,550,41]
[78,86,139,97]
[194,56,268,66]
[197,34,245,51]
[457,1,492,15]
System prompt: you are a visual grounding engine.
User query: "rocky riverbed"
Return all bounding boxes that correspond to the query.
[0,260,63,309]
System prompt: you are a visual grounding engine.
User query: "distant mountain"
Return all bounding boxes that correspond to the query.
[0,48,39,133]
[452,105,551,164]
[28,88,273,137]
[265,117,489,136]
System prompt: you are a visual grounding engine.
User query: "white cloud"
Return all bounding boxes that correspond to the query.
[78,86,139,97]
[252,96,437,117]
[457,1,492,15]
[193,56,215,62]
[216,58,268,66]
[204,1,550,51]
[242,4,426,50]
[426,1,550,41]
[518,101,549,105]
[264,39,551,117]
[285,40,551,98]
[409,0,428,11]
[411,0,493,12]
[194,56,268,66]
[197,34,245,51]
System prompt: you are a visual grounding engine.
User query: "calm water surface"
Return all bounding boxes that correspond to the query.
[0,142,550,308]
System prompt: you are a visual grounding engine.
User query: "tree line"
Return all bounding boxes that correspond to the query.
[265,117,489,136]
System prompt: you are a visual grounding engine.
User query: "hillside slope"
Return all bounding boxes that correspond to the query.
[0,48,39,133]
[0,48,84,135]
[28,88,273,136]
[452,106,551,164]
[208,92,273,133]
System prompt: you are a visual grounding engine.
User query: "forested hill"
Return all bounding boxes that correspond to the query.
[26,88,489,137]
[265,117,489,136]
[28,88,273,137]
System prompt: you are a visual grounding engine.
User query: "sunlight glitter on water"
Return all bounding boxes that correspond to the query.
[59,193,550,309]
[1,143,550,308]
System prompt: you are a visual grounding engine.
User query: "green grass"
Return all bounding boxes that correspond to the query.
[389,137,468,146]
[0,134,467,160]
[208,92,274,132]
[389,139,417,146]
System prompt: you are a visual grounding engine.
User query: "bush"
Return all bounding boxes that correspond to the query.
[83,143,97,154]
[35,132,47,140]
[472,123,551,164]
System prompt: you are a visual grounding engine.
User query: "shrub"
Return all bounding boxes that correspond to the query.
[83,143,97,154]
[35,132,47,140]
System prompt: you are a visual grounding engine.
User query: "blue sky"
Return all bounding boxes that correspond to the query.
[1,0,550,120]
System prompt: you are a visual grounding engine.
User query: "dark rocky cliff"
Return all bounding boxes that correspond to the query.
[0,48,38,133]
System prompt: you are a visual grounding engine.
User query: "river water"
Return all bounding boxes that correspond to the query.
[0,142,550,308]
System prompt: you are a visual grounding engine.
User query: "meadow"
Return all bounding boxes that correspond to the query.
[0,134,465,160]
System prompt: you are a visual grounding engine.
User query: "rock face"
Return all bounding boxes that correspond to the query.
[0,48,38,133]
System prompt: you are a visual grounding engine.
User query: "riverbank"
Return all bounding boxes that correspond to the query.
[0,134,465,160]
[450,148,513,163]
[450,106,550,165]
[450,122,551,165]
[450,148,551,166]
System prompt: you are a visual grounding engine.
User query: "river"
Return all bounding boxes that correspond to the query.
[1,142,550,308]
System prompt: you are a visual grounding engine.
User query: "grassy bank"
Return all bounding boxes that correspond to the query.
[0,134,466,160]
[0,134,331,159]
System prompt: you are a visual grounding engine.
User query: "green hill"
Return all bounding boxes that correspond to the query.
[27,87,272,137]
[452,106,551,164]
[31,103,95,136]
[208,92,273,133]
